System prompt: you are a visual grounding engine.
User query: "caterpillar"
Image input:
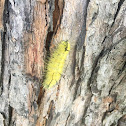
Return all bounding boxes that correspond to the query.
[43,41,70,89]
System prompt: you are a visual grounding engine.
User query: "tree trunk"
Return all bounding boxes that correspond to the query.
[0,0,126,126]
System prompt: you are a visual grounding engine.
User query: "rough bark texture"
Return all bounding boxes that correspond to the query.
[0,0,126,126]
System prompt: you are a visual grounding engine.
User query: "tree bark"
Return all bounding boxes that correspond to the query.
[0,0,126,126]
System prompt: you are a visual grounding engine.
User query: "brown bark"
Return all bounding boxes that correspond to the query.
[0,0,126,126]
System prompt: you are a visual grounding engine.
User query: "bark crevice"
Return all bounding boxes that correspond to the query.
[8,105,13,126]
[111,0,125,27]
[0,0,9,95]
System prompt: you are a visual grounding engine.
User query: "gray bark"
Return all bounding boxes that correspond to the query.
[0,0,126,126]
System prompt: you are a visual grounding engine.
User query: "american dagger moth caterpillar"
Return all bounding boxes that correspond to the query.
[43,41,70,89]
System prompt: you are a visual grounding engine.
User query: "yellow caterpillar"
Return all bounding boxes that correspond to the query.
[43,41,70,89]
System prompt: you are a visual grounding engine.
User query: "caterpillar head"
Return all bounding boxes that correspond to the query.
[60,41,70,52]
